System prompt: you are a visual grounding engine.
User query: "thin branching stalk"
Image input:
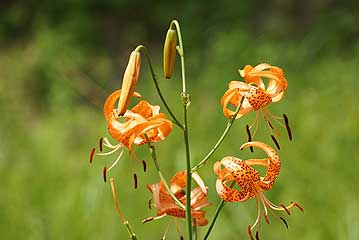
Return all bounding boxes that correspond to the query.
[144,134,185,209]
[171,19,193,240]
[191,97,245,172]
[203,200,226,240]
[135,45,184,130]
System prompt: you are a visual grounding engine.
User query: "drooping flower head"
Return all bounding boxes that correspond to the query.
[90,89,173,187]
[221,64,292,149]
[214,141,303,239]
[144,171,211,239]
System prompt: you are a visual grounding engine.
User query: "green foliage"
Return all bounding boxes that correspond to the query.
[0,1,357,239]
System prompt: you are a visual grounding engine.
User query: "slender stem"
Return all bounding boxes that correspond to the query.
[183,105,192,240]
[110,178,138,240]
[171,19,193,240]
[144,134,185,209]
[191,96,245,172]
[124,221,138,240]
[193,219,198,240]
[203,200,226,240]
[135,45,184,130]
[170,20,186,92]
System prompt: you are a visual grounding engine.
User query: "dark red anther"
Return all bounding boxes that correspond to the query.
[255,231,259,240]
[271,134,281,150]
[248,225,254,240]
[279,217,288,229]
[280,203,291,215]
[292,202,304,212]
[148,199,152,209]
[142,217,154,224]
[89,148,95,163]
[267,120,274,130]
[103,166,107,182]
[264,214,270,224]
[142,160,147,173]
[180,236,184,240]
[245,125,254,152]
[283,114,292,141]
[133,173,138,189]
[99,137,103,152]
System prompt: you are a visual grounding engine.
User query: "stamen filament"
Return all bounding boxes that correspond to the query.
[107,149,125,171]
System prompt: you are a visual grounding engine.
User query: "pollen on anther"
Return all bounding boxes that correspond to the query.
[142,217,154,224]
[271,134,281,150]
[99,138,103,152]
[255,231,260,240]
[248,225,254,240]
[280,203,291,215]
[133,173,138,189]
[245,125,254,152]
[283,114,292,141]
[148,199,152,209]
[264,214,270,224]
[90,148,95,163]
[279,217,288,229]
[142,160,147,173]
[292,202,304,212]
[103,166,107,182]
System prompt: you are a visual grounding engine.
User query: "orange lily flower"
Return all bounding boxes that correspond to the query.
[214,141,303,239]
[221,63,292,149]
[144,171,211,239]
[90,89,173,186]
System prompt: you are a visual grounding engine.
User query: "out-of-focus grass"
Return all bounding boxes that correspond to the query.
[0,5,357,240]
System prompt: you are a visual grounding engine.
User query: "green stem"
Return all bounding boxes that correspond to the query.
[171,19,193,240]
[135,45,184,130]
[183,104,192,240]
[144,134,185,209]
[170,20,186,92]
[203,200,226,240]
[191,96,245,172]
[124,221,138,240]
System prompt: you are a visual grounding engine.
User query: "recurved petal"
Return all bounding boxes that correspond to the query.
[192,172,207,195]
[215,178,251,202]
[170,171,187,193]
[104,90,141,122]
[190,187,211,210]
[221,88,253,119]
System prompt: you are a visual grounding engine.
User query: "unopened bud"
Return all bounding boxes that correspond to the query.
[163,29,177,79]
[118,50,141,115]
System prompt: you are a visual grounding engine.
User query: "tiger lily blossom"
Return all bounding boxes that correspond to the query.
[214,141,303,239]
[90,89,173,186]
[143,171,211,239]
[221,63,292,149]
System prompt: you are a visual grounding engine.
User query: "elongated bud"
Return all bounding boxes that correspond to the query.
[118,50,141,115]
[163,29,177,79]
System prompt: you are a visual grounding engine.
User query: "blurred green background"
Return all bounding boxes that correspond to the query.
[0,1,357,239]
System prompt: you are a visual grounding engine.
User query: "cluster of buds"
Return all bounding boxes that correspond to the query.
[88,20,303,240]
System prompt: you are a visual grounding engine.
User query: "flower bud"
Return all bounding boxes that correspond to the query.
[163,29,177,79]
[118,50,141,115]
